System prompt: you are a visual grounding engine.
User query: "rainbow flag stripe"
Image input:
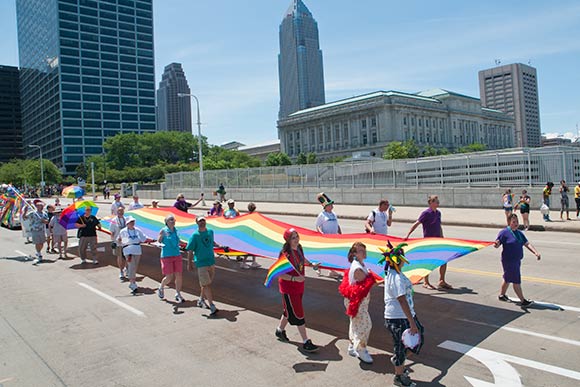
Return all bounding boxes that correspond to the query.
[263,255,296,287]
[99,207,493,284]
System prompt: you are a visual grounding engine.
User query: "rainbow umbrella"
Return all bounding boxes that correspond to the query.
[62,185,85,199]
[59,200,98,229]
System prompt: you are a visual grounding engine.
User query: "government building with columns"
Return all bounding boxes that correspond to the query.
[277,88,514,160]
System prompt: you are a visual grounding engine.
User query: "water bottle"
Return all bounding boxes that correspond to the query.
[389,205,397,213]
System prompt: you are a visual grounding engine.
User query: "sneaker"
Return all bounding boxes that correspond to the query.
[93,259,99,265]
[393,374,416,387]
[32,259,40,266]
[129,283,138,293]
[240,263,250,270]
[119,271,125,280]
[347,343,357,357]
[302,339,319,353]
[498,294,509,302]
[357,348,373,364]
[51,248,58,253]
[175,294,184,303]
[520,299,534,307]
[250,262,261,269]
[275,329,289,342]
[197,298,208,309]
[81,259,86,264]
[209,304,219,316]
[157,287,164,300]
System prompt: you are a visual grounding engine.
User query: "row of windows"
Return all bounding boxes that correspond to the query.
[60,0,152,11]
[62,80,154,91]
[61,62,154,75]
[61,49,153,66]
[61,73,154,84]
[60,38,153,52]
[62,123,155,137]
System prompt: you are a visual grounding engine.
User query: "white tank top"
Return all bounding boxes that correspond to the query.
[349,259,369,285]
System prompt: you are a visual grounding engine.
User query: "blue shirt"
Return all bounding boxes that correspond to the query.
[185,229,215,268]
[496,227,528,262]
[159,226,181,258]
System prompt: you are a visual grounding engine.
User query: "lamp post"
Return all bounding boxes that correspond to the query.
[178,92,206,205]
[28,144,44,197]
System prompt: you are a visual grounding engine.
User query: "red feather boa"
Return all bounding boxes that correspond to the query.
[338,269,376,317]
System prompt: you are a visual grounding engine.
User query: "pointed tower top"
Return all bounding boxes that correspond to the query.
[285,0,312,18]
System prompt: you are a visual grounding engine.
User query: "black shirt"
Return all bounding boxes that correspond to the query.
[76,215,100,237]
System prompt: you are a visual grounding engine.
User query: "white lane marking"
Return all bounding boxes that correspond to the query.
[439,340,580,385]
[77,282,145,317]
[215,265,241,273]
[454,318,580,347]
[15,249,30,257]
[506,297,580,312]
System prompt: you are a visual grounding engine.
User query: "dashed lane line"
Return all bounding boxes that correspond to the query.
[448,267,580,288]
[77,282,145,317]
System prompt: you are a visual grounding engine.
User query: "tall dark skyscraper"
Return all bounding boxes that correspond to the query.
[479,63,541,147]
[16,0,156,174]
[0,65,23,162]
[278,0,325,119]
[156,63,192,132]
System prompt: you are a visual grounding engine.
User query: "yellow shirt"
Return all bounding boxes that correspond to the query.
[575,185,580,199]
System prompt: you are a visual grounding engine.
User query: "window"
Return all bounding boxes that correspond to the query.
[361,119,367,129]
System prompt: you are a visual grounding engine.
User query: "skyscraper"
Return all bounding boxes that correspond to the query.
[478,63,541,147]
[156,62,192,132]
[0,65,23,162]
[16,0,156,174]
[278,0,325,119]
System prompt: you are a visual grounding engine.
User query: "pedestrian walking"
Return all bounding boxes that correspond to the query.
[118,216,148,294]
[338,242,375,364]
[404,195,452,290]
[75,206,101,265]
[516,190,531,231]
[502,189,514,225]
[216,183,227,202]
[384,242,424,387]
[157,214,185,303]
[186,215,222,316]
[365,198,393,235]
[45,204,56,254]
[23,200,49,265]
[110,193,125,216]
[48,209,68,259]
[575,181,580,219]
[109,207,128,280]
[495,214,541,307]
[559,180,571,220]
[20,200,33,244]
[274,228,319,353]
[315,193,342,279]
[542,182,554,222]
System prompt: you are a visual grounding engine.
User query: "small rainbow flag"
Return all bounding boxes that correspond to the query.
[264,255,296,287]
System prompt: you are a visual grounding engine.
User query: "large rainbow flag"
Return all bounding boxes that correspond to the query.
[99,207,493,283]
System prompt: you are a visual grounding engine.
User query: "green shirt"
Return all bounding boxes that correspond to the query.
[185,229,215,268]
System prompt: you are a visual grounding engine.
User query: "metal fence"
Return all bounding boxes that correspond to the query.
[165,147,580,190]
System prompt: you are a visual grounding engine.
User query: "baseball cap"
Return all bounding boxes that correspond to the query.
[196,215,206,222]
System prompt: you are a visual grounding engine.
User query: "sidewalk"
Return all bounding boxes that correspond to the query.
[94,197,580,233]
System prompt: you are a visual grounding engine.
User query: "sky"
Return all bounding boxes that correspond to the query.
[1,0,579,146]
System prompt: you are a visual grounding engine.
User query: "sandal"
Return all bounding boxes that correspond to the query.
[422,283,437,290]
[438,282,453,290]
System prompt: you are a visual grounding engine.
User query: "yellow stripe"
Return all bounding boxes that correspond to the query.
[449,267,580,288]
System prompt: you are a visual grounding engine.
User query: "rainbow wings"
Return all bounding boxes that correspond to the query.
[99,207,492,284]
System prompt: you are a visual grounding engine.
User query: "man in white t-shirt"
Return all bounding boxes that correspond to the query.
[315,193,341,278]
[128,195,144,211]
[110,193,125,215]
[109,207,128,280]
[365,199,393,235]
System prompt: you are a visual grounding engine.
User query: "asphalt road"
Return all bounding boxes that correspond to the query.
[1,214,579,387]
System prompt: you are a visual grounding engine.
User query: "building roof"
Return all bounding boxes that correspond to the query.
[285,0,312,18]
[416,88,480,101]
[238,139,280,151]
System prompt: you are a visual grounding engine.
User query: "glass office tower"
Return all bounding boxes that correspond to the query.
[278,0,325,119]
[16,0,156,174]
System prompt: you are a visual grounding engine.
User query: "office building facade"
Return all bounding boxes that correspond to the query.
[16,0,156,174]
[278,0,325,119]
[0,65,23,162]
[156,62,191,132]
[278,89,514,160]
[479,63,541,147]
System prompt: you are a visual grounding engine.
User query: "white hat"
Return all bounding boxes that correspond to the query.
[126,216,136,224]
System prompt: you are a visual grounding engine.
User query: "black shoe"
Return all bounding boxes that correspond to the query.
[498,294,509,302]
[520,299,533,307]
[302,339,319,353]
[275,329,289,342]
[394,373,416,387]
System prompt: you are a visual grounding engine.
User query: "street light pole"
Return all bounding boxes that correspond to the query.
[178,92,205,205]
[28,144,44,197]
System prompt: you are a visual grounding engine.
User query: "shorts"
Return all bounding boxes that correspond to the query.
[561,197,569,210]
[45,228,52,238]
[197,265,215,287]
[282,292,305,326]
[160,255,183,275]
[53,234,67,244]
[519,205,530,214]
[503,207,513,212]
[385,315,424,367]
[31,231,46,245]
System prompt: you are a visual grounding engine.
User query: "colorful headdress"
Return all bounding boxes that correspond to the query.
[378,240,409,273]
[316,192,334,207]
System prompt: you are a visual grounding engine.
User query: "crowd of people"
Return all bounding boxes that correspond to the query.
[11,189,551,387]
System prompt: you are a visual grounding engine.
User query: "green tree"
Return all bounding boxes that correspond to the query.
[438,147,450,156]
[458,143,487,153]
[295,153,307,165]
[422,145,439,157]
[265,152,292,166]
[306,152,318,164]
[22,159,62,185]
[75,162,88,180]
[383,141,408,159]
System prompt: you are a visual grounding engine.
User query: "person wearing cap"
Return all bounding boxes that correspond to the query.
[75,206,101,265]
[109,207,128,280]
[223,199,240,219]
[185,215,223,316]
[23,200,49,265]
[48,207,68,259]
[157,214,185,303]
[208,200,223,216]
[173,193,203,213]
[575,181,580,219]
[365,199,393,235]
[45,204,57,254]
[111,193,125,216]
[384,241,424,387]
[118,216,148,294]
[128,195,144,211]
[404,195,452,290]
[274,228,319,353]
[315,193,342,278]
[150,200,160,208]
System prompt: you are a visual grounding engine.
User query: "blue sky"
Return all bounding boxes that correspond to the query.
[1,0,579,146]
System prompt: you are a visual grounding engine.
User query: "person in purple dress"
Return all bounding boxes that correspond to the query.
[404,195,452,290]
[494,214,541,307]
